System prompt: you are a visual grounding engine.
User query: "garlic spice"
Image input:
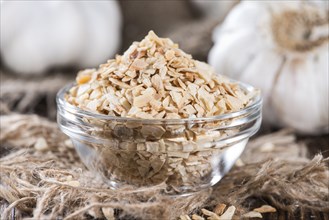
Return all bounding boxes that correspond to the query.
[59,31,261,194]
[209,1,329,134]
[67,31,255,119]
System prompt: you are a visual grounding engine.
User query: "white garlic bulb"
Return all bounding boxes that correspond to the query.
[0,1,122,75]
[209,1,329,134]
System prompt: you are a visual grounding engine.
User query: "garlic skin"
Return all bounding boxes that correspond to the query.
[0,1,122,75]
[209,1,329,134]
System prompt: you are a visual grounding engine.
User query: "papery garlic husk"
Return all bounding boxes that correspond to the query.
[209,1,329,134]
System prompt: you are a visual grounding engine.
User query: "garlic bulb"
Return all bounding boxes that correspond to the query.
[0,1,122,75]
[209,1,329,134]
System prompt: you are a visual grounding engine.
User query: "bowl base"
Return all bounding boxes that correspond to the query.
[72,139,247,196]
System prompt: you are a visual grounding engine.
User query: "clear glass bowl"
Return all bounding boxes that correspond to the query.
[56,82,262,195]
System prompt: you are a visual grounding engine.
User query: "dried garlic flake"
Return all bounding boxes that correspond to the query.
[67,31,254,119]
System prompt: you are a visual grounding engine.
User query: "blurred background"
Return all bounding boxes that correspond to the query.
[0,0,231,116]
[0,0,328,155]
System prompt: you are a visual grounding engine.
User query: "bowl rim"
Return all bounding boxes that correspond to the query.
[56,80,262,123]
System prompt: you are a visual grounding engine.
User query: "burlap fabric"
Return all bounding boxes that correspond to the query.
[0,114,328,220]
[1,2,328,218]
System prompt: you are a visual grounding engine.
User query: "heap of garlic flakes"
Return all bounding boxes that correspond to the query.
[67,31,253,119]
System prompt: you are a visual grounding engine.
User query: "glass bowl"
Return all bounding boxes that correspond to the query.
[56,82,262,195]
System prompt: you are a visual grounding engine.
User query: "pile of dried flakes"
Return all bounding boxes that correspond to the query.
[62,31,258,193]
[66,31,254,119]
